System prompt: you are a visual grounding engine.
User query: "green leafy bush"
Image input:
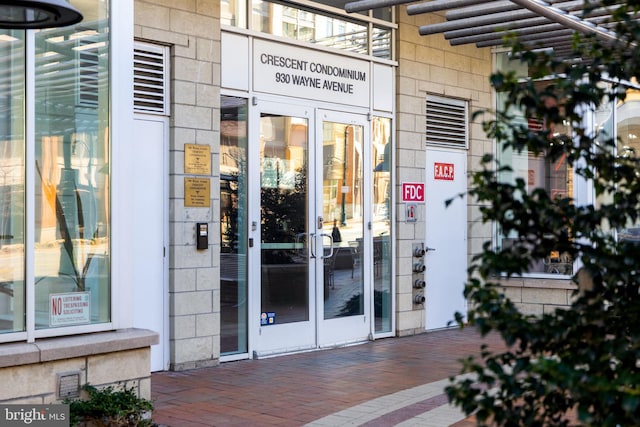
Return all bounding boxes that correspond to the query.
[445,2,640,426]
[65,384,153,427]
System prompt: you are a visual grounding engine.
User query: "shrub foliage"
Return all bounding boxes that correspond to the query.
[446,1,640,426]
[66,384,154,427]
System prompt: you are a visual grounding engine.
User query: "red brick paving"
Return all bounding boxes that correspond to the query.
[151,327,504,426]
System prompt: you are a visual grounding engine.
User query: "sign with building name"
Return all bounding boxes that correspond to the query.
[50,292,90,326]
[185,177,210,207]
[253,39,369,108]
[184,144,211,175]
[434,162,454,181]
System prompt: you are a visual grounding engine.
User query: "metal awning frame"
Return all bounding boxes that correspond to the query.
[345,0,634,58]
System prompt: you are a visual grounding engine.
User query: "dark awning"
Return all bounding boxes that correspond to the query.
[345,0,632,59]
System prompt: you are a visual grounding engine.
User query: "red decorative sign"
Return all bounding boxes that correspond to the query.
[434,162,454,181]
[402,182,425,202]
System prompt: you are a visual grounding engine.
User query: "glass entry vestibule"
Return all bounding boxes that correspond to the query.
[220,96,393,358]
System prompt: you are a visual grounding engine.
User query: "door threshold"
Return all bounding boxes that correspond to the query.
[253,339,371,359]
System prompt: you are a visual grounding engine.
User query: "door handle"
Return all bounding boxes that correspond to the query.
[320,233,334,259]
[309,233,316,258]
[425,246,436,252]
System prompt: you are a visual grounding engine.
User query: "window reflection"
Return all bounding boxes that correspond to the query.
[0,30,25,333]
[372,117,391,333]
[220,96,248,355]
[222,0,393,59]
[614,88,640,242]
[33,1,110,328]
[322,122,364,320]
[260,114,310,324]
[495,53,574,276]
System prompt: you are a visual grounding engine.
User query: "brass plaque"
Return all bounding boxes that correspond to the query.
[185,177,210,207]
[185,144,211,175]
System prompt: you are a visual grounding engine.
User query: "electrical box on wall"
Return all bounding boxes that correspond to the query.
[197,223,208,250]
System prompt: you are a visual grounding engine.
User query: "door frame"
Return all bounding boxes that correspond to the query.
[249,100,317,357]
[315,109,372,347]
[248,99,374,357]
[424,146,468,330]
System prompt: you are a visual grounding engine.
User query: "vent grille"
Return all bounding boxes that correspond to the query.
[134,42,168,115]
[426,95,468,148]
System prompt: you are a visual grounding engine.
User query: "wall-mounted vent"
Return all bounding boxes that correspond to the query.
[134,42,169,115]
[57,371,81,399]
[426,95,468,148]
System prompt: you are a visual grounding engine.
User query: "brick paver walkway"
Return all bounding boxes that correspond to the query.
[151,328,503,426]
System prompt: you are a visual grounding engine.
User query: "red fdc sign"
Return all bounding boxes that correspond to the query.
[434,162,454,181]
[402,182,425,202]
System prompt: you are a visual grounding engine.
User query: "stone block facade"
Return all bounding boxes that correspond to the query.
[134,0,222,370]
[0,329,157,403]
[499,277,577,315]
[395,8,494,334]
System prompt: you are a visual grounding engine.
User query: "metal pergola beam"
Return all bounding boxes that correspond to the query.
[406,0,490,15]
[453,28,573,46]
[344,0,412,13]
[344,0,635,60]
[419,9,543,35]
[509,0,620,44]
[447,13,613,45]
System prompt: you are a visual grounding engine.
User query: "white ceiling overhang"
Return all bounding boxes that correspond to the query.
[345,0,632,59]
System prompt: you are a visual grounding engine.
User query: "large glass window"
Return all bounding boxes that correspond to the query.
[596,86,640,242]
[496,54,640,275]
[220,96,248,355]
[0,31,25,333]
[0,0,111,336]
[222,0,394,59]
[495,53,574,276]
[372,117,392,333]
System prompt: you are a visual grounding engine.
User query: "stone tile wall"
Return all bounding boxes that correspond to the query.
[395,8,493,333]
[0,329,157,402]
[134,0,221,370]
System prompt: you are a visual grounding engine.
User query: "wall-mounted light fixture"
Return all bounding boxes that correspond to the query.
[0,0,83,29]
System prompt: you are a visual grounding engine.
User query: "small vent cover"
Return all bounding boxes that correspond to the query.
[426,95,468,148]
[134,42,169,115]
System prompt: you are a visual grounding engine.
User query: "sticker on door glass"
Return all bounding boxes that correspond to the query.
[261,312,276,326]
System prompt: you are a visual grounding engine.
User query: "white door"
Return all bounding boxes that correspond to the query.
[250,101,371,356]
[316,109,371,346]
[425,147,467,330]
[251,102,317,355]
[132,116,168,371]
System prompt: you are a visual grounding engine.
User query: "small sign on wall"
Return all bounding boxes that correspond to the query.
[184,144,211,175]
[185,177,211,207]
[402,182,425,202]
[50,292,90,326]
[434,162,454,181]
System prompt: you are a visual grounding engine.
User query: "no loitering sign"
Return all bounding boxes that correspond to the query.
[50,292,90,326]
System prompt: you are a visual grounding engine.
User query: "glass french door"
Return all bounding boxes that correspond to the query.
[316,109,370,346]
[251,102,370,355]
[252,102,315,355]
